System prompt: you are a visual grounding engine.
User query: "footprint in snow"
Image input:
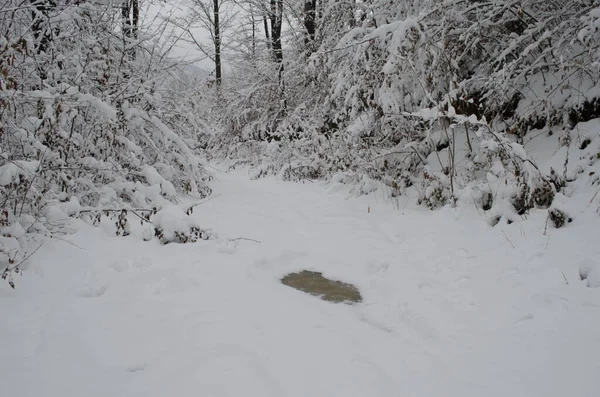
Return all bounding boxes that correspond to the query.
[513,314,534,324]
[454,275,471,284]
[366,261,389,275]
[254,250,307,271]
[133,256,153,269]
[125,363,146,373]
[109,259,131,272]
[418,282,435,294]
[76,283,108,298]
[277,249,307,264]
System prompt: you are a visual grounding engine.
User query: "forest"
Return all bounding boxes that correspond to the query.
[2,2,600,396]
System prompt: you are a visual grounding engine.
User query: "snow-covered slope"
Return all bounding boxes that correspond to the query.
[2,164,600,397]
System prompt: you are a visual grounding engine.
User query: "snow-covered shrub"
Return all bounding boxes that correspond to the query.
[418,172,452,210]
[580,260,600,288]
[548,208,571,229]
[464,123,558,222]
[204,0,598,221]
[0,1,212,286]
[152,205,209,245]
[0,210,24,289]
[1,2,210,205]
[546,193,574,229]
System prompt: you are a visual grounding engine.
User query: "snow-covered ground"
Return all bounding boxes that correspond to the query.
[2,165,600,397]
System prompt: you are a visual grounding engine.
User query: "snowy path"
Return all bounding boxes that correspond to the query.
[2,168,600,397]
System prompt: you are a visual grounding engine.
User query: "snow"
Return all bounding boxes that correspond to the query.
[152,204,201,243]
[1,222,26,239]
[347,113,372,137]
[510,142,527,160]
[140,165,177,197]
[0,160,39,186]
[63,196,81,217]
[2,168,600,397]
[0,235,21,260]
[366,19,418,47]
[77,93,117,120]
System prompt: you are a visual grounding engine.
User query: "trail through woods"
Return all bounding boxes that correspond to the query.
[1,167,600,397]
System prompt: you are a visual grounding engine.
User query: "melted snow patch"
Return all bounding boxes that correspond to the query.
[281,270,362,304]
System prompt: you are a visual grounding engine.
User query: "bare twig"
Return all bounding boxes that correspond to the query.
[501,230,515,249]
[228,237,261,247]
[4,242,44,273]
[471,194,482,216]
[49,234,84,250]
[79,208,154,213]
[129,210,154,224]
[79,208,155,224]
[590,186,600,205]
[187,193,222,212]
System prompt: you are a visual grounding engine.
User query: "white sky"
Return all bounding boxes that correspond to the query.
[142,0,215,71]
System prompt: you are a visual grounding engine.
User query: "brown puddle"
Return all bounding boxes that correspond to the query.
[281,270,362,304]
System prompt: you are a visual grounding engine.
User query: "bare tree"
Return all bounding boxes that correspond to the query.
[178,0,238,86]
[122,0,139,60]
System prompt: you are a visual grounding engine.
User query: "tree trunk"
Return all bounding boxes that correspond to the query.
[122,0,139,60]
[263,15,271,50]
[30,0,58,84]
[122,1,131,39]
[132,0,139,39]
[31,0,57,55]
[348,0,355,28]
[250,7,256,64]
[304,0,316,51]
[269,0,286,112]
[213,0,222,85]
[270,0,283,64]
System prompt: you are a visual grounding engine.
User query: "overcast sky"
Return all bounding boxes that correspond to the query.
[142,0,214,71]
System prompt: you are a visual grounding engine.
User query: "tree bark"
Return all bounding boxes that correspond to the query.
[132,0,139,39]
[31,0,57,55]
[122,0,139,60]
[304,0,316,51]
[269,0,285,112]
[270,0,283,64]
[263,15,271,50]
[213,0,222,85]
[250,7,256,63]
